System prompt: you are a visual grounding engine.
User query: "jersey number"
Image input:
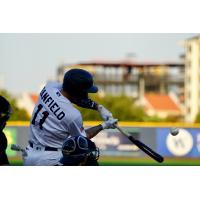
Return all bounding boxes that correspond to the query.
[31,104,49,130]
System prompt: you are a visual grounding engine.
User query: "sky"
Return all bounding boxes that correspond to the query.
[0,33,197,94]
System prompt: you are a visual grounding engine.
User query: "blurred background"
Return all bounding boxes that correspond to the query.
[1,33,200,165]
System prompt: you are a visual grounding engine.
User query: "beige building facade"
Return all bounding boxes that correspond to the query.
[184,35,200,122]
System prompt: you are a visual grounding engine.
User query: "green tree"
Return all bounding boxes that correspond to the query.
[195,112,200,123]
[77,94,147,121]
[76,94,179,122]
[0,90,30,121]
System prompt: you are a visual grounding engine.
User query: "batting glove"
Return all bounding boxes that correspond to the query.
[101,118,118,129]
[98,105,113,121]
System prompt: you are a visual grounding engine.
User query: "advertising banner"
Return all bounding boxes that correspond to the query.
[6,124,200,158]
[92,129,142,156]
[157,128,200,157]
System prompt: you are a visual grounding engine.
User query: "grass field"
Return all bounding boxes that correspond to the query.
[8,156,200,166]
[99,156,200,166]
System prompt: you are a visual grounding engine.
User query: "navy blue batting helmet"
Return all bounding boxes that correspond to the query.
[62,69,98,98]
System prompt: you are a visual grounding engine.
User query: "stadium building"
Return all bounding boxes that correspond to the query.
[184,35,200,122]
[57,61,184,120]
[57,60,184,100]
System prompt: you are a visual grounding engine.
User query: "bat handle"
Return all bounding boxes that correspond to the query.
[114,125,128,137]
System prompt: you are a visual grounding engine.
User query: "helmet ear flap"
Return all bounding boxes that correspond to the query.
[77,136,89,150]
[62,138,76,155]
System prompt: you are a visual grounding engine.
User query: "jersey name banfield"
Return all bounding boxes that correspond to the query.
[40,87,65,120]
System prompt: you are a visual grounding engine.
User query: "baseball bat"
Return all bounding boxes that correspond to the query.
[92,101,164,163]
[115,125,164,163]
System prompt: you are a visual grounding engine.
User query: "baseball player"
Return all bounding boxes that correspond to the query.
[24,69,117,166]
[0,96,12,166]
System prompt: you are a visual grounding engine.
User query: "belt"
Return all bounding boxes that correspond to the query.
[29,142,59,151]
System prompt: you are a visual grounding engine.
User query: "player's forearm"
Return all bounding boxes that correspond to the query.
[85,124,103,139]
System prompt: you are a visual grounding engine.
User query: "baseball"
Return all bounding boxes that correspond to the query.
[170,128,179,136]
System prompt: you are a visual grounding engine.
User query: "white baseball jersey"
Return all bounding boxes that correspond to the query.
[29,82,86,148]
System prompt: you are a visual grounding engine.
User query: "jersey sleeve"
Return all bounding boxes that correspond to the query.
[68,115,86,137]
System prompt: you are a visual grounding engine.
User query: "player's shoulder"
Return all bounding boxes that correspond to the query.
[40,82,82,122]
[39,81,62,96]
[42,81,64,100]
[45,81,62,90]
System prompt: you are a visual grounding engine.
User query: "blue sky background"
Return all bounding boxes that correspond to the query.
[0,33,197,94]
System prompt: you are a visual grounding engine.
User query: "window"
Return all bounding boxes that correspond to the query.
[187,107,191,114]
[185,74,191,83]
[187,61,191,67]
[185,60,191,74]
[187,91,191,99]
[187,45,192,53]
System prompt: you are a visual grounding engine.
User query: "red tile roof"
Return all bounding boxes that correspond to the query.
[30,94,38,104]
[144,94,180,112]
